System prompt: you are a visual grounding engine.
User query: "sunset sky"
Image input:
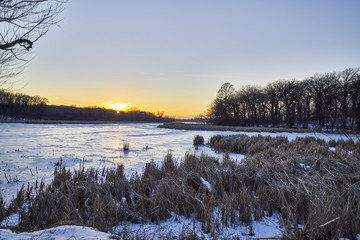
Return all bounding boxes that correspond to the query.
[11,0,360,117]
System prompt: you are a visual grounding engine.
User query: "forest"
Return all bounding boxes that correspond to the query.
[207,68,360,130]
[0,89,172,122]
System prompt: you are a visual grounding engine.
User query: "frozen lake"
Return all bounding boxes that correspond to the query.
[0,122,346,201]
[0,122,354,239]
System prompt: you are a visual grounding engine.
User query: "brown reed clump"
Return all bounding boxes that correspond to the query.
[193,135,205,146]
[208,134,288,155]
[3,135,360,239]
[0,194,7,222]
[123,143,130,151]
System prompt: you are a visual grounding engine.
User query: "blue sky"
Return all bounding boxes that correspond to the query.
[12,0,360,116]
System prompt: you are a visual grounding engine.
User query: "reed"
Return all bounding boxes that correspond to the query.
[193,135,205,146]
[123,143,130,151]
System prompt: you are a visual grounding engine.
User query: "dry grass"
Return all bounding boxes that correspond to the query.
[0,194,6,223]
[193,135,205,146]
[123,143,130,151]
[1,135,359,239]
[158,122,346,134]
[209,134,289,155]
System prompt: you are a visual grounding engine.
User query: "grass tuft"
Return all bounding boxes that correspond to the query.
[193,135,205,146]
[123,143,130,151]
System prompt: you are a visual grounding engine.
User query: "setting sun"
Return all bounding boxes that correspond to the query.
[110,103,129,112]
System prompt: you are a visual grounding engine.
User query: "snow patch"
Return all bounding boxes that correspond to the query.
[0,225,111,240]
[0,213,20,227]
[111,213,283,239]
[299,163,311,170]
[200,177,212,191]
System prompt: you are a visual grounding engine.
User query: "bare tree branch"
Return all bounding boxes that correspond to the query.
[0,0,64,83]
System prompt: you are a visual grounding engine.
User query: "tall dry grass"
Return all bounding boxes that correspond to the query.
[1,135,359,239]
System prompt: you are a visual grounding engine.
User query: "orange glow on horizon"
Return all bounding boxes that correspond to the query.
[109,103,130,113]
[46,97,201,118]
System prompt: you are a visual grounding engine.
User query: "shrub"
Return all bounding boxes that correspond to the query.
[209,134,288,155]
[193,135,205,146]
[123,143,129,151]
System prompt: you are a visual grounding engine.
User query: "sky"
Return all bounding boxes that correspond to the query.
[10,0,360,117]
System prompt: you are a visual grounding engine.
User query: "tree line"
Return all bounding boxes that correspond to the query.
[207,68,360,130]
[0,89,48,119]
[0,89,172,122]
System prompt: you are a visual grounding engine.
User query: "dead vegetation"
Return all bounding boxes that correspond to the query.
[123,143,130,151]
[158,122,344,134]
[193,135,205,146]
[0,135,359,239]
[209,134,289,155]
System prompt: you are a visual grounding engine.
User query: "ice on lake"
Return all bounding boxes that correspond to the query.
[0,122,346,202]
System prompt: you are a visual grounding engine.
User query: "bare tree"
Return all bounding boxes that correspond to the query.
[335,68,359,127]
[0,0,63,83]
[265,82,280,126]
[207,68,359,129]
[277,79,299,127]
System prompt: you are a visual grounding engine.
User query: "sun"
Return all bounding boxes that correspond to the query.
[110,103,129,113]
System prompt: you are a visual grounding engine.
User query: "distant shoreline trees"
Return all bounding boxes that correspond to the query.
[0,89,48,119]
[207,68,360,130]
[0,89,173,122]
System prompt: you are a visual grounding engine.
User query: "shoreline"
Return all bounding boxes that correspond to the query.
[0,120,166,124]
[158,122,349,134]
[0,120,353,134]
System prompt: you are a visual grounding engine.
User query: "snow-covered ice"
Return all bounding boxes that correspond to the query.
[0,122,350,239]
[110,212,283,239]
[1,123,341,199]
[0,225,111,240]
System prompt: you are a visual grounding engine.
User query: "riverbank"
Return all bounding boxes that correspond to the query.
[0,120,165,124]
[158,122,348,134]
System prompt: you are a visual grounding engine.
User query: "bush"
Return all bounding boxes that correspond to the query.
[193,135,205,146]
[123,143,129,151]
[208,134,288,155]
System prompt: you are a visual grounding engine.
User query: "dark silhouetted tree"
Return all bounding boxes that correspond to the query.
[0,0,63,82]
[335,68,359,128]
[208,83,236,124]
[264,82,281,126]
[207,68,359,130]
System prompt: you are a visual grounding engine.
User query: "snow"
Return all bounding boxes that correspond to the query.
[340,236,360,240]
[0,123,352,239]
[0,213,19,227]
[299,163,311,170]
[0,214,282,240]
[200,177,212,191]
[111,212,283,239]
[0,225,111,240]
